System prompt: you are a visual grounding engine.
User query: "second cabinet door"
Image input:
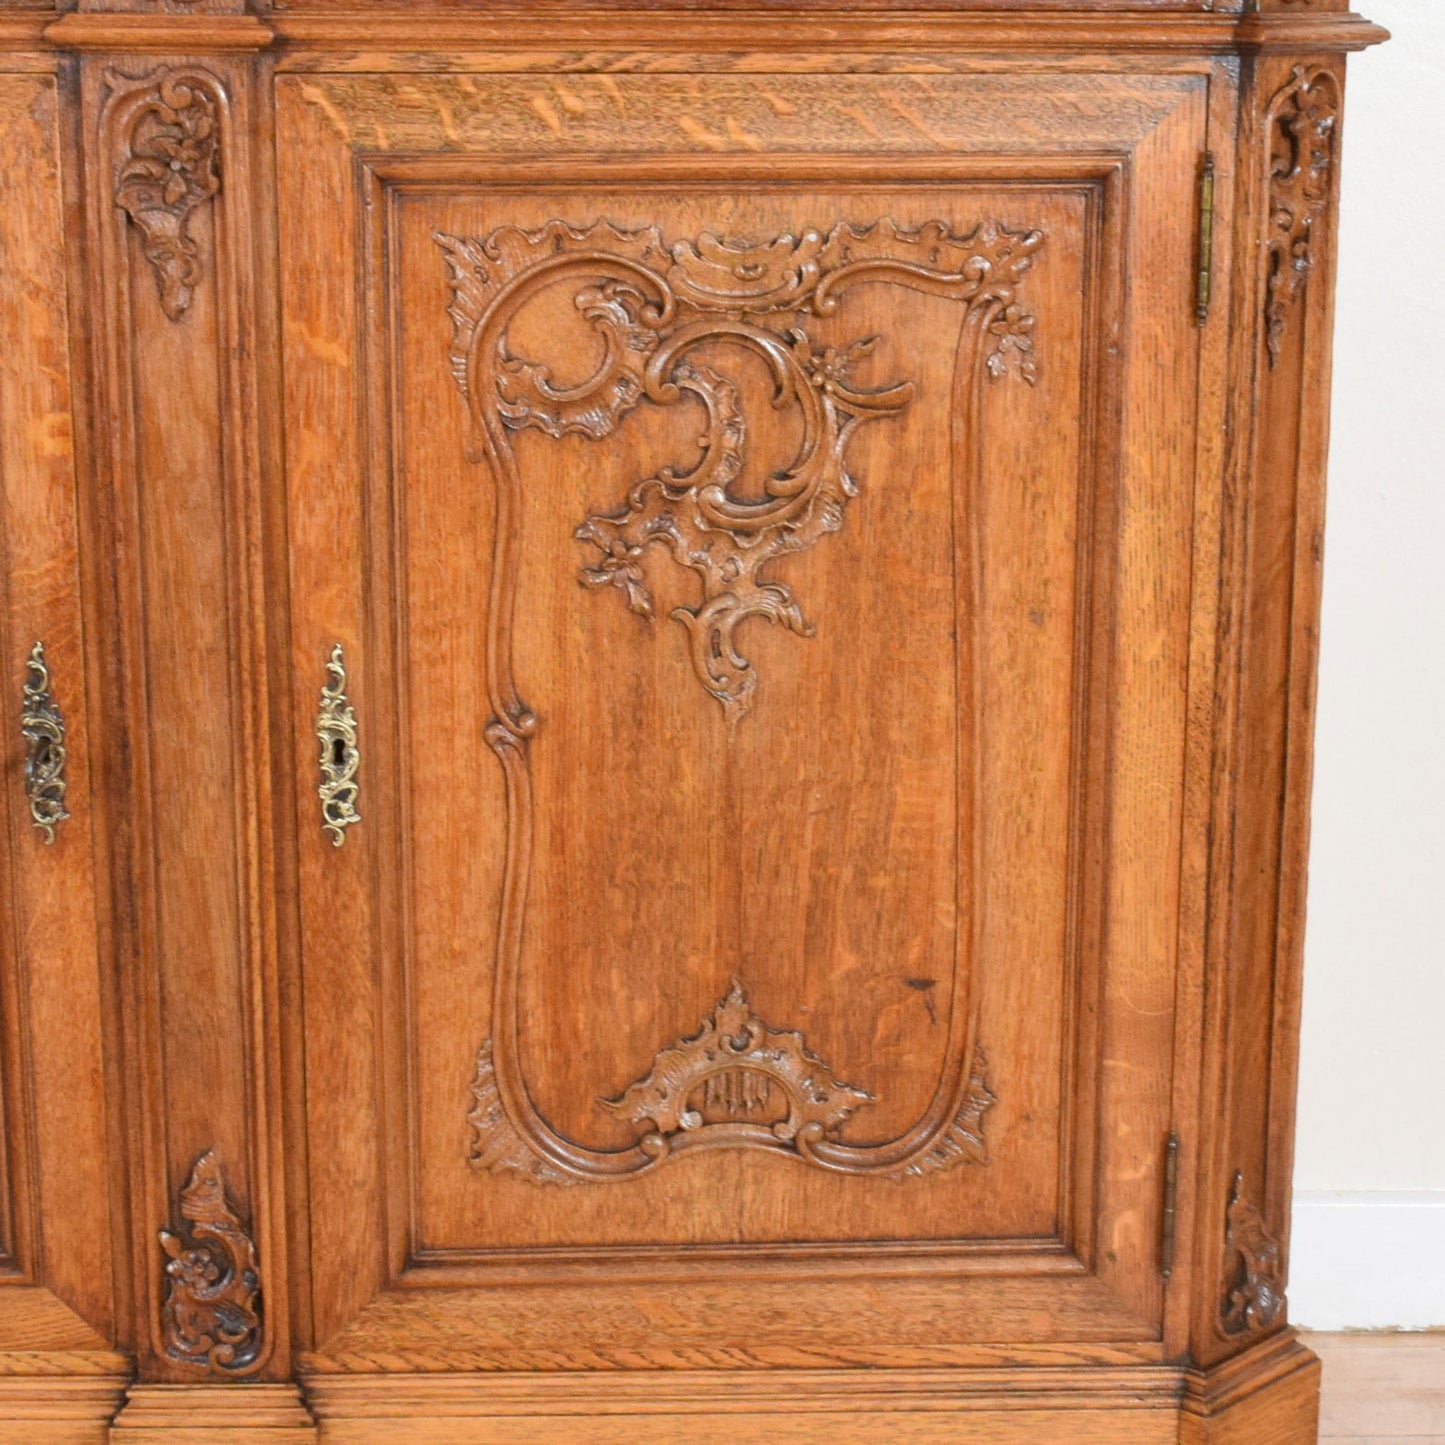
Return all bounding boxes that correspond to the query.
[280,64,1209,1367]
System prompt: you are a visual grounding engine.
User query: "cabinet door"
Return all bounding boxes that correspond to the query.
[281,64,1209,1368]
[0,70,120,1378]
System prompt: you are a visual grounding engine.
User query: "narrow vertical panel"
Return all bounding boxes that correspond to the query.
[275,74,384,1350]
[0,68,115,1344]
[77,42,291,1382]
[1195,52,1350,1365]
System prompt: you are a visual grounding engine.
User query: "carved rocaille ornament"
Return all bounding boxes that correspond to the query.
[159,1151,262,1375]
[1221,1171,1286,1336]
[1264,66,1339,369]
[20,642,69,844]
[438,217,1041,731]
[442,215,1024,1187]
[107,66,221,321]
[469,981,995,1186]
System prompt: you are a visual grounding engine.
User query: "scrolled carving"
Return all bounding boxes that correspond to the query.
[601,978,874,1143]
[108,66,222,322]
[158,1151,262,1375]
[439,217,1041,731]
[1264,66,1339,369]
[1221,1171,1286,1335]
[443,214,1029,1188]
[469,980,996,1185]
[20,642,69,845]
[316,644,361,846]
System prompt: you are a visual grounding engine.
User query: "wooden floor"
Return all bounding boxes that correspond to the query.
[1308,1333,1445,1443]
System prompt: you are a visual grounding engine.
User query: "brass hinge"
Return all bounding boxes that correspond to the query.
[1195,153,1216,326]
[1161,1131,1180,1278]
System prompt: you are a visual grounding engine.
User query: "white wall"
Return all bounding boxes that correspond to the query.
[1291,0,1445,1330]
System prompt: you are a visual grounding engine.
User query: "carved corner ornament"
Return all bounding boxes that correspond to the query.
[1264,66,1340,369]
[159,1151,262,1375]
[20,642,69,844]
[316,644,361,846]
[468,979,995,1186]
[438,217,1041,732]
[106,66,222,321]
[1221,1171,1286,1335]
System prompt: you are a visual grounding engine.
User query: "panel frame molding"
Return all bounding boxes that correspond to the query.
[274,59,1210,1368]
[76,46,298,1384]
[373,153,1113,1277]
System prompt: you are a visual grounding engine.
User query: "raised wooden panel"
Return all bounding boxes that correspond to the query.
[422,183,1077,1226]
[280,63,1207,1366]
[75,50,295,1382]
[0,67,116,1350]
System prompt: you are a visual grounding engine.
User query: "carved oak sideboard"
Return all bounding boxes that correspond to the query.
[0,2,1386,1441]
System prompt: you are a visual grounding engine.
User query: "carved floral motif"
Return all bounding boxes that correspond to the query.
[468,980,995,1186]
[108,67,222,321]
[159,1151,262,1375]
[439,218,1041,730]
[1221,1171,1286,1335]
[1264,67,1339,369]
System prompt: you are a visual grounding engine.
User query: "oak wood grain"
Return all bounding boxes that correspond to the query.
[0,64,116,1351]
[0,5,1387,1437]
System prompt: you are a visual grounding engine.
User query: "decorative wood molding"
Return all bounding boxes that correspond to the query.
[440,217,1039,729]
[1235,14,1389,51]
[109,1383,316,1442]
[106,66,223,322]
[1263,66,1340,369]
[265,11,1389,58]
[20,641,69,844]
[158,1151,263,1376]
[316,644,361,846]
[1220,1172,1286,1336]
[45,13,274,53]
[469,980,995,1184]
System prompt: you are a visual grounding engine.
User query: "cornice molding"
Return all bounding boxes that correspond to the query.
[43,13,274,53]
[1235,11,1389,49]
[261,9,1388,56]
[19,8,1387,59]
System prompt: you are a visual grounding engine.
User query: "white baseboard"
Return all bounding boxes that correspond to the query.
[1289,1191,1445,1330]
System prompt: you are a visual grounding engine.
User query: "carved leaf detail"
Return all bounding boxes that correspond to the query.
[437,217,1042,729]
[158,1151,262,1375]
[1221,1172,1286,1335]
[600,978,874,1143]
[468,1042,583,1187]
[107,68,222,322]
[1264,67,1339,369]
[883,1050,995,1182]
